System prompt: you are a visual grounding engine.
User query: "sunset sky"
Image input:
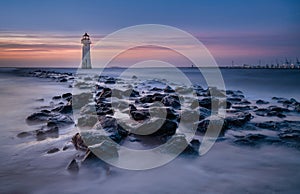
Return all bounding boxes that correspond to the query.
[0,0,299,67]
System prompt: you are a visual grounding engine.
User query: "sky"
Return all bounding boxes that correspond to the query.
[0,0,299,67]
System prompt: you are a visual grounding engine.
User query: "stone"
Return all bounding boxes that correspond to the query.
[72,133,88,151]
[161,95,181,109]
[47,148,60,154]
[77,115,98,128]
[62,92,72,100]
[72,92,93,109]
[225,112,252,127]
[164,85,175,93]
[67,159,79,172]
[17,131,31,138]
[47,114,74,127]
[52,95,61,100]
[256,99,269,104]
[89,140,119,161]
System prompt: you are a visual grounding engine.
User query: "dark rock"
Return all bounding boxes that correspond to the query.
[255,121,278,130]
[183,139,200,155]
[256,99,269,104]
[27,112,53,123]
[227,97,242,103]
[161,95,181,109]
[198,98,211,109]
[152,93,166,101]
[98,116,128,142]
[132,75,138,79]
[131,110,149,121]
[62,93,72,100]
[104,77,116,84]
[164,85,175,93]
[67,159,79,172]
[89,140,119,161]
[52,95,61,100]
[59,78,68,82]
[72,133,88,151]
[139,95,154,103]
[266,111,286,118]
[47,114,74,127]
[207,87,226,98]
[77,115,98,128]
[129,136,141,142]
[47,148,60,154]
[97,88,112,99]
[231,105,252,111]
[225,112,252,127]
[268,106,289,113]
[72,92,93,109]
[59,105,73,114]
[150,87,163,92]
[17,131,31,138]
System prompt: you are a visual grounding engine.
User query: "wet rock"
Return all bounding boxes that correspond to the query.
[150,87,163,92]
[152,93,166,101]
[160,135,199,155]
[111,88,139,99]
[35,126,59,140]
[80,104,96,115]
[268,106,289,113]
[196,116,227,135]
[72,92,93,109]
[131,110,149,121]
[164,85,175,93]
[175,86,193,95]
[96,88,112,99]
[256,99,269,104]
[17,131,31,138]
[77,115,98,127]
[104,77,116,84]
[207,87,226,98]
[47,148,60,154]
[227,97,242,103]
[67,159,79,172]
[161,95,181,109]
[47,114,74,127]
[129,136,141,142]
[98,116,128,142]
[198,98,211,109]
[52,95,61,100]
[255,121,278,130]
[89,140,119,161]
[27,112,53,123]
[266,111,286,118]
[62,93,72,100]
[183,139,200,155]
[231,105,252,111]
[52,105,73,114]
[59,78,68,82]
[72,133,88,151]
[225,112,252,127]
[139,95,154,103]
[132,75,138,79]
[36,98,44,102]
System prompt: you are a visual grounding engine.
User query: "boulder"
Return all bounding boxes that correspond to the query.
[47,148,60,154]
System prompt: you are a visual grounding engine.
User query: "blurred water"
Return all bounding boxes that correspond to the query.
[0,68,300,193]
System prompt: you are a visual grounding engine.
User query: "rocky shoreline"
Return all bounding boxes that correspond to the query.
[18,69,300,172]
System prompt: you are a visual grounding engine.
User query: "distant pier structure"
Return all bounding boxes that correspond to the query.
[81,32,92,69]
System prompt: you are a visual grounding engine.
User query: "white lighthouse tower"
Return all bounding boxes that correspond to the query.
[81,32,92,69]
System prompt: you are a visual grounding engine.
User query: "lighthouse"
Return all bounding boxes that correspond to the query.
[81,32,92,69]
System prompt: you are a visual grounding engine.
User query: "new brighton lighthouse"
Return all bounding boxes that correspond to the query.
[81,33,92,69]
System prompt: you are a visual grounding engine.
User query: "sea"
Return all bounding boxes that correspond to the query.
[0,67,299,194]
